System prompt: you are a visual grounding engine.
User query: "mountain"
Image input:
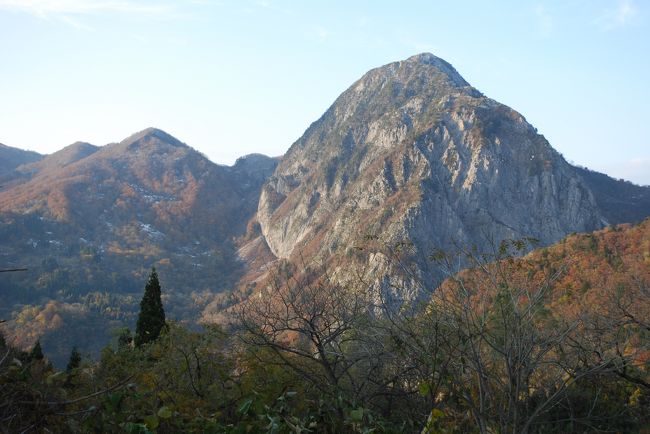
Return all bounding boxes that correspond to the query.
[0,128,277,365]
[576,166,650,225]
[0,142,100,191]
[436,215,650,366]
[0,143,42,178]
[256,53,613,295]
[0,128,275,243]
[1,54,649,365]
[17,141,99,174]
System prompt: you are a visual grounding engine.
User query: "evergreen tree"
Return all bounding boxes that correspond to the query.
[30,339,44,361]
[66,346,81,372]
[135,267,166,347]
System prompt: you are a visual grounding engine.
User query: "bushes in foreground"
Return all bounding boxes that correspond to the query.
[2,235,649,433]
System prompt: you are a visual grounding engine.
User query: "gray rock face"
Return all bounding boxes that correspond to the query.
[257,53,605,288]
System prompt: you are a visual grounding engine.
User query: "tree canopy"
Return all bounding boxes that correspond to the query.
[134,267,166,347]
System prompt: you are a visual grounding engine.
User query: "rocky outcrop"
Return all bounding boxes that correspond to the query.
[258,53,605,291]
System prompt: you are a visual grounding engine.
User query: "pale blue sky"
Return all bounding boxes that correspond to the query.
[0,0,648,184]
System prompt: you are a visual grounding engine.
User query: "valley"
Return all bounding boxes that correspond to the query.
[0,53,649,433]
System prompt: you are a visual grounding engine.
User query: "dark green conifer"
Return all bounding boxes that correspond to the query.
[66,346,81,372]
[134,267,166,347]
[30,339,44,360]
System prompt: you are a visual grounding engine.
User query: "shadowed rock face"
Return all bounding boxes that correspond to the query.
[574,167,650,226]
[257,53,605,288]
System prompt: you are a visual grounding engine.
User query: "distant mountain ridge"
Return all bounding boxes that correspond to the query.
[575,166,650,225]
[0,128,277,365]
[0,143,42,178]
[18,142,99,174]
[0,128,274,234]
[1,54,649,365]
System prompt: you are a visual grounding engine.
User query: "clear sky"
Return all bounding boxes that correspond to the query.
[1,0,648,184]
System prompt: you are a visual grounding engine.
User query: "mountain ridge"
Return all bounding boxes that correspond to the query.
[1,54,649,364]
[0,128,278,365]
[0,143,43,179]
[256,53,613,297]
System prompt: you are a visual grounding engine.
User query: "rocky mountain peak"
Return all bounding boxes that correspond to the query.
[348,52,478,103]
[405,52,449,65]
[285,53,483,163]
[258,53,606,291]
[401,52,471,87]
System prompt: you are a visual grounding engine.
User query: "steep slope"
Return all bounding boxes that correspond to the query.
[576,167,650,225]
[435,217,650,364]
[0,128,277,365]
[0,142,100,189]
[0,143,42,178]
[16,141,99,174]
[0,128,274,243]
[258,53,605,291]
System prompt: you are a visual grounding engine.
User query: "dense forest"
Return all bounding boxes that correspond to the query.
[0,131,278,366]
[1,220,648,433]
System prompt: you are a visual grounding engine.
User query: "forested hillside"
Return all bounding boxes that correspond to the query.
[0,129,277,365]
[1,219,647,433]
[1,54,649,387]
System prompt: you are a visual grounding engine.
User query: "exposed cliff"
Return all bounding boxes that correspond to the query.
[258,53,606,293]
